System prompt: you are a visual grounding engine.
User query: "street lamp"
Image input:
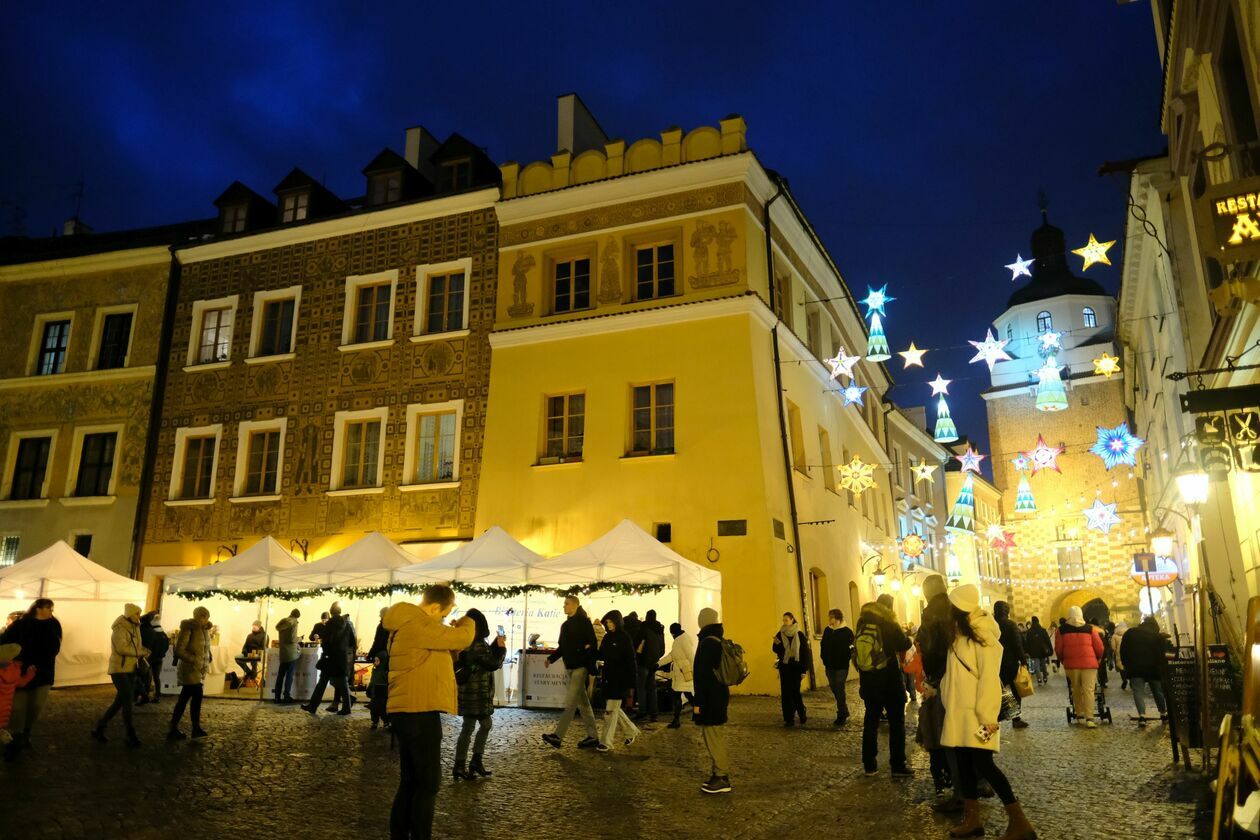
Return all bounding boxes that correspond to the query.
[1150,527,1176,557]
[1175,462,1210,506]
[889,578,902,591]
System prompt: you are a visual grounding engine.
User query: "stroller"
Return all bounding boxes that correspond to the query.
[1066,678,1113,724]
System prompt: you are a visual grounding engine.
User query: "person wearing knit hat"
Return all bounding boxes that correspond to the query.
[940,584,1037,840]
[169,606,213,740]
[1055,604,1105,729]
[854,595,912,778]
[917,573,962,811]
[92,603,149,747]
[692,607,731,794]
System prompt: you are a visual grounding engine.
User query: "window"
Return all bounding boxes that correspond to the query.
[1036,311,1052,333]
[893,446,904,489]
[1057,547,1085,582]
[280,192,309,223]
[0,536,18,566]
[1082,307,1097,328]
[787,401,807,474]
[369,172,401,205]
[425,273,466,333]
[74,432,117,497]
[413,412,457,483]
[545,394,585,459]
[341,272,397,347]
[818,428,835,492]
[842,447,854,506]
[809,568,829,630]
[806,309,822,358]
[222,204,247,233]
[438,159,471,193]
[630,383,674,455]
[95,312,133,370]
[1006,323,1013,342]
[72,533,93,557]
[9,437,51,500]
[1220,7,1260,174]
[257,297,296,357]
[244,429,281,496]
[36,319,70,375]
[553,258,591,313]
[774,272,793,327]
[341,419,382,488]
[196,307,234,363]
[635,244,675,300]
[179,436,217,499]
[654,522,672,543]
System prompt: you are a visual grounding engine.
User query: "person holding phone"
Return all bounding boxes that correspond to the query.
[452,609,505,780]
[939,585,1036,840]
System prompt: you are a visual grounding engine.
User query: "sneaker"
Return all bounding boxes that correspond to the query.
[863,767,879,777]
[191,728,209,738]
[1012,718,1030,729]
[1085,720,1098,729]
[541,733,562,749]
[167,729,186,741]
[701,775,732,794]
[596,741,611,752]
[891,767,913,779]
[577,736,600,749]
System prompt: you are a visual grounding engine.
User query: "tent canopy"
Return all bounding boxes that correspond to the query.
[164,536,302,593]
[0,540,146,601]
[395,526,545,585]
[529,520,722,590]
[271,531,418,591]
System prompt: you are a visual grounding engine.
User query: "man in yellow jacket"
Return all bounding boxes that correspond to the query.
[383,583,474,840]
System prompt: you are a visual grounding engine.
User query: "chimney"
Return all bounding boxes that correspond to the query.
[556,93,608,155]
[404,125,439,182]
[62,217,93,236]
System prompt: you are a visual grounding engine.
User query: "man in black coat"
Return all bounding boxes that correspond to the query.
[302,602,352,715]
[993,601,1028,729]
[1119,616,1171,723]
[541,595,601,749]
[634,610,666,722]
[692,607,731,795]
[855,594,912,778]
[1023,617,1053,685]
[820,608,854,726]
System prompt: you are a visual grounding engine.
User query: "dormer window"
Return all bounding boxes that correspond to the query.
[221,204,248,234]
[1082,307,1097,328]
[438,159,471,193]
[1036,311,1053,333]
[369,172,401,206]
[280,191,309,223]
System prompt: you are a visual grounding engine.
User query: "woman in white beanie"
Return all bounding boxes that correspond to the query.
[91,603,148,747]
[940,585,1036,840]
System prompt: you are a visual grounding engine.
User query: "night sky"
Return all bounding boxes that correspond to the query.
[0,3,1165,451]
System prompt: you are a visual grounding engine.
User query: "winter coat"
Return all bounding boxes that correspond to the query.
[548,608,598,671]
[140,618,170,664]
[995,616,1025,684]
[638,619,666,667]
[941,609,1004,752]
[917,592,953,685]
[0,615,62,688]
[855,602,911,699]
[383,602,475,715]
[368,621,390,663]
[1055,623,1104,670]
[241,629,266,657]
[1023,623,1053,659]
[820,626,854,671]
[657,632,696,692]
[107,615,147,675]
[597,629,637,701]
[772,629,813,677]
[691,623,729,726]
[456,637,505,718]
[0,659,35,729]
[275,617,300,664]
[319,614,351,678]
[1119,623,1170,681]
[174,619,211,686]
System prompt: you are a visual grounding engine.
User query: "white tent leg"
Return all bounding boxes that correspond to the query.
[519,590,530,708]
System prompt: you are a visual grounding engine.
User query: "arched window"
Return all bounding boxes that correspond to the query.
[1082,307,1097,328]
[1006,323,1013,341]
[1036,311,1053,333]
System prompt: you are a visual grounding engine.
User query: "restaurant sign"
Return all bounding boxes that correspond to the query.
[1201,176,1260,264]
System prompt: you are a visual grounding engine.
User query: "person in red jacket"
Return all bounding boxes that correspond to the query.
[0,643,36,745]
[1054,606,1105,728]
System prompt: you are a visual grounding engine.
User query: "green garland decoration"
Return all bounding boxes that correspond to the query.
[172,580,669,602]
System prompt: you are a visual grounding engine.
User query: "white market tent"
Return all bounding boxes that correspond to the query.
[394,526,545,585]
[163,536,302,593]
[0,541,147,686]
[271,531,418,590]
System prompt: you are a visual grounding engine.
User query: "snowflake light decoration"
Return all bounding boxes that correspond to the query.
[955,445,987,474]
[838,456,876,496]
[1005,254,1033,281]
[862,285,894,317]
[825,348,861,381]
[900,533,926,559]
[1089,423,1144,470]
[841,384,868,407]
[1093,352,1121,378]
[1037,330,1062,353]
[968,329,1012,372]
[1083,498,1122,535]
[1072,233,1116,271]
[1026,435,1062,474]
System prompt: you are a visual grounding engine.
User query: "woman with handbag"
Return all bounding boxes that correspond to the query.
[941,585,1036,840]
[992,602,1029,729]
[452,608,505,780]
[772,612,811,727]
[92,603,148,747]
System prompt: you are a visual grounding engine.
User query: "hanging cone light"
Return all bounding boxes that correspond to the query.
[1035,353,1069,412]
[945,473,976,533]
[933,395,958,443]
[866,313,891,361]
[1014,471,1036,513]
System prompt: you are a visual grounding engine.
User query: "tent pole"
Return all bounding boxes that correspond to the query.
[519,590,530,708]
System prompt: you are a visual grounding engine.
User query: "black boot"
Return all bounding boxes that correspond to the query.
[125,730,142,748]
[452,763,472,781]
[470,754,492,777]
[90,726,107,743]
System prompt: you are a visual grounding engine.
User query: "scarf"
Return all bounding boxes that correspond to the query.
[779,624,801,664]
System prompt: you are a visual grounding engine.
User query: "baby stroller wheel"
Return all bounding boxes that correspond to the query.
[1066,707,1074,724]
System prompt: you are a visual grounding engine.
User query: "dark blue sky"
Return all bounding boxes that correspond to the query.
[0,2,1164,449]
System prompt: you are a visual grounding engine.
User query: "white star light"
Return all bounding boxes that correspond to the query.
[1005,254,1034,281]
[825,348,861,381]
[1035,357,1064,386]
[1037,330,1062,352]
[955,445,987,474]
[968,329,1012,372]
[928,374,952,396]
[1083,498,1123,535]
[862,285,894,317]
[841,384,868,407]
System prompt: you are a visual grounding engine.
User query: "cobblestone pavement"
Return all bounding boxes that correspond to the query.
[3,673,1211,839]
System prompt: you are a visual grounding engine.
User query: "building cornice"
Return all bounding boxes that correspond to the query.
[0,365,156,391]
[0,246,171,282]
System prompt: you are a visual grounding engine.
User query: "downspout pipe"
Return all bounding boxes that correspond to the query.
[129,246,181,586]
[764,172,814,681]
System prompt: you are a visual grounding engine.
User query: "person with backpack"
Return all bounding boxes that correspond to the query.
[596,610,640,752]
[658,622,696,728]
[693,606,735,794]
[854,593,912,778]
[1023,617,1053,686]
[452,608,506,781]
[634,609,666,723]
[821,608,854,727]
[772,611,811,727]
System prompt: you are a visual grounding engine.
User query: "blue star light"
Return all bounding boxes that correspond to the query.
[862,285,894,317]
[1089,423,1144,470]
[841,384,868,407]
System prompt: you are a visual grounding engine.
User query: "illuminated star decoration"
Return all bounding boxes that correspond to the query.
[911,460,938,484]
[898,342,927,368]
[955,445,987,474]
[1089,423,1145,470]
[837,456,876,496]
[1072,233,1116,271]
[968,329,1012,372]
[985,524,1016,550]
[900,533,927,560]
[1083,498,1123,535]
[1010,453,1030,472]
[1037,330,1062,353]
[825,348,861,381]
[862,285,895,317]
[1027,435,1063,474]
[841,384,868,407]
[1005,253,1034,281]
[928,374,952,396]
[1093,352,1121,378]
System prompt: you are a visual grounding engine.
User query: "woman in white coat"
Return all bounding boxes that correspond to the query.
[657,622,696,728]
[941,585,1036,840]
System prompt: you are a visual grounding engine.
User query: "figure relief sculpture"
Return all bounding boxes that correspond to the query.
[597,236,622,303]
[688,217,741,289]
[690,221,715,276]
[715,221,736,274]
[508,252,536,317]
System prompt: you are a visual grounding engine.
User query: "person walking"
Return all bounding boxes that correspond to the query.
[367,607,390,728]
[1120,616,1171,724]
[169,606,211,740]
[595,609,640,752]
[383,583,475,840]
[1056,605,1105,728]
[92,603,148,747]
[273,609,300,703]
[235,620,267,685]
[821,609,854,727]
[137,611,169,704]
[693,606,731,794]
[657,622,696,728]
[916,574,962,810]
[1023,617,1053,686]
[0,642,34,746]
[452,608,505,781]
[992,602,1028,729]
[634,609,666,723]
[940,584,1037,840]
[303,602,352,715]
[541,595,601,750]
[855,594,912,777]
[1112,621,1130,691]
[0,598,62,761]
[773,611,811,727]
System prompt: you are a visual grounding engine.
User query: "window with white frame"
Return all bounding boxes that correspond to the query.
[330,408,387,490]
[630,382,674,456]
[403,401,463,485]
[342,272,397,347]
[169,425,222,500]
[234,419,286,497]
[187,297,238,366]
[1036,311,1052,333]
[416,260,471,336]
[249,286,301,358]
[1083,307,1097,328]
[73,430,118,497]
[544,394,584,460]
[31,315,72,376]
[280,191,309,223]
[634,243,676,301]
[5,432,55,500]
[0,536,18,566]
